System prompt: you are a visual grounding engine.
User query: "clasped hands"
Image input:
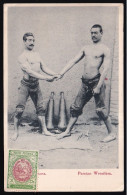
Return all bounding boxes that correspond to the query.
[46,74,63,82]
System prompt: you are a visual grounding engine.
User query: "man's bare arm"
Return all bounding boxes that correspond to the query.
[95,47,110,92]
[59,49,85,76]
[40,60,58,76]
[18,57,55,81]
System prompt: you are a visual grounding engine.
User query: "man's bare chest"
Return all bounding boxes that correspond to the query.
[25,52,41,72]
[25,53,41,64]
[85,47,104,59]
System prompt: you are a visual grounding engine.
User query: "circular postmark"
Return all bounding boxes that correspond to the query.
[12,158,32,182]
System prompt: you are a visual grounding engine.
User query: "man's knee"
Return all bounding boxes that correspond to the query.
[36,106,46,116]
[15,105,25,119]
[70,104,82,117]
[96,107,108,121]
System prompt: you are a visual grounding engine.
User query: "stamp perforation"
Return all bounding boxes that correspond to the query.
[7,150,38,190]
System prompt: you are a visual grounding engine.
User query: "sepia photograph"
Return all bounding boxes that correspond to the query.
[4,3,124,191]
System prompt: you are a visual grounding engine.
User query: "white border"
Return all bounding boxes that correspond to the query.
[4,3,124,192]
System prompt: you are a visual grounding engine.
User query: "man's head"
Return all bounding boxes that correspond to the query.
[23,33,35,50]
[90,24,103,43]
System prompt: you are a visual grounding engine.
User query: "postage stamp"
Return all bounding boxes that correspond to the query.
[7,150,38,190]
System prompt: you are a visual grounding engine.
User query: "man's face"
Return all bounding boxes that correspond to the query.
[91,28,102,43]
[24,36,35,50]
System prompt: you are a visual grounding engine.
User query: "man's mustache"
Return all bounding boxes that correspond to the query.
[29,44,34,46]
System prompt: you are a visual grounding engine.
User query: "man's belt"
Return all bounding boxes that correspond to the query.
[21,78,39,89]
[81,73,101,84]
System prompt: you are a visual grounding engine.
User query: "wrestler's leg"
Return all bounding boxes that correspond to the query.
[94,84,116,142]
[57,117,78,139]
[30,86,55,136]
[57,83,93,139]
[13,109,21,141]
[12,85,29,141]
[38,116,56,136]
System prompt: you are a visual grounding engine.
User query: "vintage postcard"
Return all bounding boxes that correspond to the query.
[4,3,124,192]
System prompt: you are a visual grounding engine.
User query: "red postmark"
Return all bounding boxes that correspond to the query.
[12,158,32,182]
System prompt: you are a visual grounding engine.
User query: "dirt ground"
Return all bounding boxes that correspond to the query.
[8,118,118,169]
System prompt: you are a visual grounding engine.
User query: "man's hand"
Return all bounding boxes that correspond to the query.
[54,74,63,81]
[93,87,100,95]
[46,75,57,82]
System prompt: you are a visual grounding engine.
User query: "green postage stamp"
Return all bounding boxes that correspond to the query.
[7,150,38,190]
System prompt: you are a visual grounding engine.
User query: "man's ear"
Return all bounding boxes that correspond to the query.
[23,39,27,43]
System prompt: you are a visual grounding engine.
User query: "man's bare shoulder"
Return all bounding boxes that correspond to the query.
[80,45,90,53]
[82,45,90,50]
[101,44,110,53]
[18,51,27,63]
[101,44,110,57]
